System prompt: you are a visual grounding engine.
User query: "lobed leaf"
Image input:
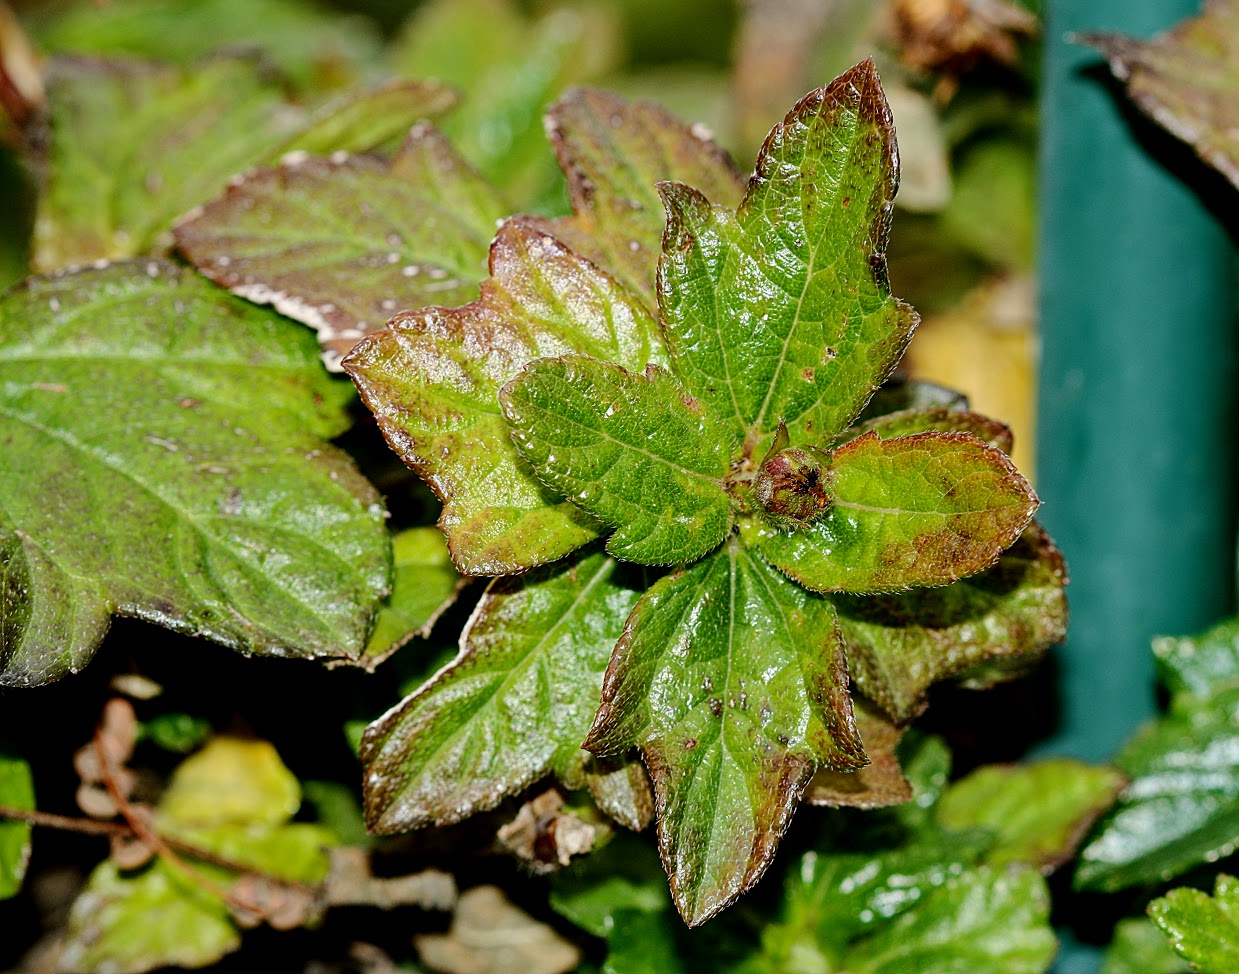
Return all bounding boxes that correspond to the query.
[836,523,1067,722]
[745,431,1038,596]
[1149,874,1239,974]
[656,60,917,446]
[0,261,389,686]
[937,759,1126,873]
[1081,1,1239,191]
[585,538,865,926]
[345,219,662,575]
[540,87,746,307]
[501,356,737,565]
[0,744,33,899]
[361,550,650,833]
[176,124,502,369]
[33,56,455,272]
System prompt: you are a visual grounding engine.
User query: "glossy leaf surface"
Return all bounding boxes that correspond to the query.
[837,523,1067,721]
[0,262,388,686]
[745,431,1037,596]
[345,219,662,575]
[1078,616,1239,891]
[362,551,648,833]
[937,759,1126,872]
[657,60,917,445]
[843,867,1056,974]
[502,356,736,565]
[1082,1,1239,190]
[1149,874,1239,974]
[585,539,865,926]
[176,124,500,368]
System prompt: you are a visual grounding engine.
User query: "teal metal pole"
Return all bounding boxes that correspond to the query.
[1039,1,1237,969]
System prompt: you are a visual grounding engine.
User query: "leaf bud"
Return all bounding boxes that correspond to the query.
[754,424,832,525]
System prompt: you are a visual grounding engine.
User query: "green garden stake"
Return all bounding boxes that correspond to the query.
[1040,0,1237,968]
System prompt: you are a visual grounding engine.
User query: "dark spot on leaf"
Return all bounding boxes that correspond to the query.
[801,367,814,381]
[842,196,851,207]
[683,739,697,751]
[709,698,722,717]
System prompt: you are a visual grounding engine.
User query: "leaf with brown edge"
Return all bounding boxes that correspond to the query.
[656,59,918,447]
[848,405,1015,453]
[32,56,457,273]
[1081,2,1239,191]
[345,218,663,575]
[535,86,746,308]
[585,538,866,926]
[743,431,1038,597]
[836,523,1067,723]
[176,124,504,370]
[360,550,647,834]
[805,701,912,810]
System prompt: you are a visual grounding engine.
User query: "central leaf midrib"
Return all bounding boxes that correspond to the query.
[749,105,863,435]
[535,399,727,492]
[405,557,618,796]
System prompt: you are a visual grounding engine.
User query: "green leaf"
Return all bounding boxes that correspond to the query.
[0,261,388,686]
[757,838,993,969]
[1150,875,1239,974]
[59,858,241,974]
[602,910,688,974]
[744,431,1038,596]
[345,219,663,575]
[656,60,917,445]
[937,759,1126,872]
[804,702,914,810]
[550,832,671,938]
[585,538,866,926]
[361,550,649,833]
[359,527,463,669]
[138,713,212,754]
[157,737,333,883]
[539,86,745,306]
[1153,615,1239,702]
[390,0,619,205]
[851,405,1015,453]
[1075,683,1239,891]
[0,743,33,899]
[158,738,301,828]
[1082,3,1239,191]
[30,0,381,92]
[835,523,1067,722]
[856,376,968,424]
[1101,918,1192,974]
[842,866,1057,974]
[33,56,455,271]
[501,356,737,565]
[175,124,502,370]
